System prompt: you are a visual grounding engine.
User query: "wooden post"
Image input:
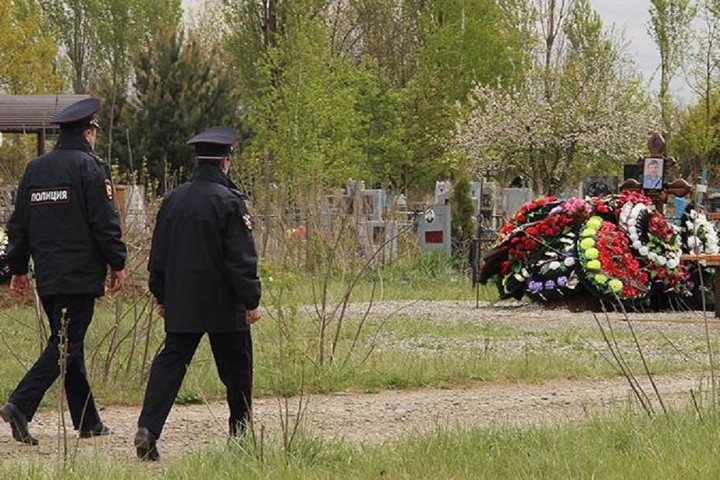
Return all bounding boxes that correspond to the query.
[114,184,126,222]
[681,254,720,318]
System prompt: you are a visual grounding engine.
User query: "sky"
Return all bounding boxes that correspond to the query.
[589,0,694,104]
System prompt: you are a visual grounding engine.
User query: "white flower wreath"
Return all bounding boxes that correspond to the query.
[618,200,682,268]
[684,208,720,254]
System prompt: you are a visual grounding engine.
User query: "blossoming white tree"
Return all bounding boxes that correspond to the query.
[455,0,660,193]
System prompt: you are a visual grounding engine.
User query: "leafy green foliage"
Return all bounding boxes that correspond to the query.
[0,1,64,180]
[396,0,533,194]
[224,0,534,202]
[648,0,697,134]
[450,175,475,264]
[0,0,61,94]
[39,0,182,94]
[105,28,239,188]
[457,1,657,192]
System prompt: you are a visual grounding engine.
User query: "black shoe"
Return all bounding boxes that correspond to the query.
[0,403,38,446]
[134,427,160,461]
[79,422,111,438]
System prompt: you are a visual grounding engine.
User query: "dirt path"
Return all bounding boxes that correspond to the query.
[0,371,710,461]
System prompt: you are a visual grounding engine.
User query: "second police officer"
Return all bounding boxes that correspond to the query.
[134,126,261,461]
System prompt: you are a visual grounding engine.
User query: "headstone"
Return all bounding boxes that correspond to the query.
[435,181,452,205]
[501,188,533,219]
[359,189,385,221]
[115,184,148,233]
[417,204,451,255]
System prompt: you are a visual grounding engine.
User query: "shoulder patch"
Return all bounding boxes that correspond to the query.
[89,153,106,165]
[242,213,253,230]
[105,179,113,200]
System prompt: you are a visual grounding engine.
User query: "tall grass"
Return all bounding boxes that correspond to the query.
[0,297,716,408]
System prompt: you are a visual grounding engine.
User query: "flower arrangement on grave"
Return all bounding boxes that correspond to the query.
[616,195,687,296]
[495,197,590,300]
[479,191,705,307]
[680,204,719,255]
[578,217,648,301]
[0,229,10,284]
[676,204,720,307]
[524,230,580,302]
[498,196,559,239]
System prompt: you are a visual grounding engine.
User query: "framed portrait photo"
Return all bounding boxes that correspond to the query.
[642,157,664,191]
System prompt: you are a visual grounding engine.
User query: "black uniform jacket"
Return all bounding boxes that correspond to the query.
[6,132,127,297]
[148,164,261,333]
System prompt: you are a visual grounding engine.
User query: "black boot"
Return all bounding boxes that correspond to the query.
[79,421,111,438]
[134,427,160,461]
[0,403,38,446]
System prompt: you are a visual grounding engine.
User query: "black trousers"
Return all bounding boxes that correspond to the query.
[9,294,101,431]
[137,330,253,439]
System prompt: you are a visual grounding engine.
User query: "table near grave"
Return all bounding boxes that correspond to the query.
[681,212,720,317]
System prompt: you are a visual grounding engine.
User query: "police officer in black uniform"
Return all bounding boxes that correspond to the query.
[134,126,261,461]
[0,97,127,445]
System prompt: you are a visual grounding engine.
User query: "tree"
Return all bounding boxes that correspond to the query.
[672,0,720,179]
[648,0,697,137]
[537,0,575,100]
[392,0,534,195]
[0,0,64,181]
[223,0,534,201]
[674,95,720,182]
[450,174,475,269]
[40,0,99,93]
[92,0,182,161]
[108,28,238,189]
[0,0,62,94]
[329,0,424,88]
[456,0,658,192]
[39,0,181,94]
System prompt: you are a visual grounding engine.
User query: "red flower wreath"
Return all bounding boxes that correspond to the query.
[580,219,649,300]
[504,213,574,268]
[499,196,558,238]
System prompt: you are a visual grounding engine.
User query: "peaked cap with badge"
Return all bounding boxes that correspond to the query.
[187,126,237,159]
[49,97,101,131]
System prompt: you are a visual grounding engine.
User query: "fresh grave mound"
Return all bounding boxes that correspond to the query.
[479,192,718,310]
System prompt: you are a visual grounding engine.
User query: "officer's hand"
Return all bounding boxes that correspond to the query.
[156,303,165,318]
[108,268,126,293]
[9,274,29,295]
[246,308,260,324]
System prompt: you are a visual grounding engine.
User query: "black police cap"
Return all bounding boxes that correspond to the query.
[48,97,101,130]
[187,126,238,158]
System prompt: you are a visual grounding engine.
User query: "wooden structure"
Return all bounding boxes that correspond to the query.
[680,254,720,317]
[0,94,91,156]
[619,133,693,214]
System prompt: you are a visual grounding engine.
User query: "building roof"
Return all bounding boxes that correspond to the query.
[0,94,92,133]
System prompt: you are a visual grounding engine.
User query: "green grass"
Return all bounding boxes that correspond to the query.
[260,249,494,304]
[4,407,720,479]
[0,286,716,408]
